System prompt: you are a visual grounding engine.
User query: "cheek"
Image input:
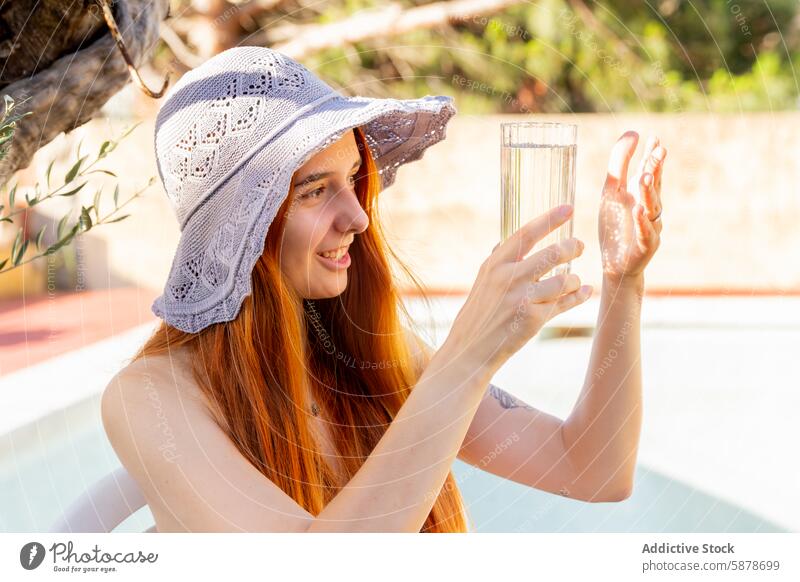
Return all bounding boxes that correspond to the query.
[281,214,322,266]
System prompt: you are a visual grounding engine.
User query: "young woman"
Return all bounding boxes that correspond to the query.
[101,47,666,533]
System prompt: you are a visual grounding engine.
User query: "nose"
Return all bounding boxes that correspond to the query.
[332,182,369,235]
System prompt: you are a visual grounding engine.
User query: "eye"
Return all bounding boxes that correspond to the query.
[300,186,325,200]
[300,171,358,200]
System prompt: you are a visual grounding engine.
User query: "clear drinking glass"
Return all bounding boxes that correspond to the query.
[501,122,577,277]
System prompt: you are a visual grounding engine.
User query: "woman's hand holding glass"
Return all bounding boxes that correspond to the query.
[442,204,590,376]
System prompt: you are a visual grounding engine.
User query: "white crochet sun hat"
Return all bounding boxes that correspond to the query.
[151,46,457,333]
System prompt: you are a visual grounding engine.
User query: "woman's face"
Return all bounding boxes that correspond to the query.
[279,130,369,299]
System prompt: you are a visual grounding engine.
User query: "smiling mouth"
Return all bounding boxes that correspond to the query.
[316,245,349,260]
[315,244,351,271]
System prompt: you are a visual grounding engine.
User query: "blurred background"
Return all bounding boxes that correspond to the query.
[0,0,798,533]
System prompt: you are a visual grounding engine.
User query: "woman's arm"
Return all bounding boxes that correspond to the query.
[406,324,637,502]
[560,273,644,500]
[102,340,494,533]
[102,206,590,532]
[441,132,665,502]
[562,131,665,499]
[308,342,493,532]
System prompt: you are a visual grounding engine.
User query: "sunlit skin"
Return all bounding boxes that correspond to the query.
[279,127,669,501]
[445,131,669,502]
[559,131,667,497]
[279,130,369,299]
[410,130,669,502]
[99,131,670,536]
[599,131,666,281]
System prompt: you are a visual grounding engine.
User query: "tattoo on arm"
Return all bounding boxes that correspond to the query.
[488,383,534,410]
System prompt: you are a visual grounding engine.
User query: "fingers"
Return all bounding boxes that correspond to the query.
[652,144,667,194]
[639,171,659,221]
[603,131,639,194]
[493,204,574,264]
[632,135,665,227]
[517,236,584,281]
[551,284,593,315]
[529,272,582,303]
[641,140,666,192]
[642,141,666,193]
[636,136,659,182]
[634,203,658,250]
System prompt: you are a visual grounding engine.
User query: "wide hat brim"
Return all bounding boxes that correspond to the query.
[152,93,456,333]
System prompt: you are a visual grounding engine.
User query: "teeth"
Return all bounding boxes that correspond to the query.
[319,247,347,259]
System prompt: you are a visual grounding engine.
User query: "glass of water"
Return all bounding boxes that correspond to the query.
[501,121,577,277]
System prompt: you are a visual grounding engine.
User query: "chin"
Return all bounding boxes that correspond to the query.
[318,285,347,299]
[304,279,348,299]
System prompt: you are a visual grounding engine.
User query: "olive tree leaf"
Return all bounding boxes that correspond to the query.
[98,140,112,158]
[46,159,55,189]
[78,206,93,232]
[58,182,88,197]
[86,169,117,178]
[106,214,130,224]
[35,224,47,250]
[93,187,103,221]
[118,121,142,141]
[10,229,22,263]
[12,237,29,266]
[44,226,79,256]
[56,213,70,240]
[64,155,89,184]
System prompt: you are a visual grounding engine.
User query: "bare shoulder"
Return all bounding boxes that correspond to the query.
[99,346,215,525]
[100,345,316,532]
[102,347,204,445]
[101,343,216,461]
[104,345,202,404]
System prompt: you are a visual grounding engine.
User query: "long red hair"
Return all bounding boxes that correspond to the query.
[131,126,470,532]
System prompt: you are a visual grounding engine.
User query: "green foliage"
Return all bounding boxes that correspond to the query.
[307,0,799,113]
[0,96,154,275]
[0,94,33,160]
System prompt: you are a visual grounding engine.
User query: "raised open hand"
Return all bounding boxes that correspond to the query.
[598,131,667,281]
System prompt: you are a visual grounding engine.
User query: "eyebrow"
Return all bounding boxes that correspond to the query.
[293,159,362,187]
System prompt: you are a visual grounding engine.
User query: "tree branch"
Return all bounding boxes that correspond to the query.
[255,0,525,61]
[97,0,171,98]
[0,0,170,185]
[159,21,204,68]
